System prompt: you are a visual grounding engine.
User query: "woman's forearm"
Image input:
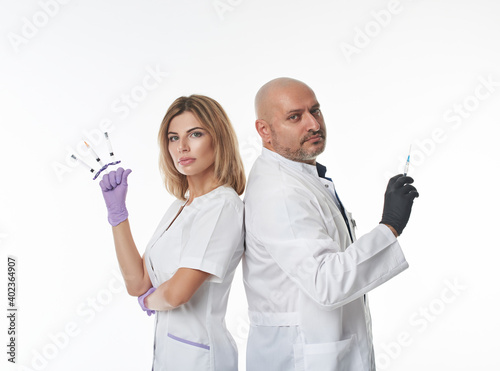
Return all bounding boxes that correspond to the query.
[112,219,151,296]
[145,268,211,311]
[144,284,176,311]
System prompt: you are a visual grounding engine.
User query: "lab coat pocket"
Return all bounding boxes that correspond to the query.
[295,335,364,371]
[165,333,210,369]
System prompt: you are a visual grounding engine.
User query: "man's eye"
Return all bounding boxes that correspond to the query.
[289,115,299,120]
[312,109,321,116]
[168,136,179,142]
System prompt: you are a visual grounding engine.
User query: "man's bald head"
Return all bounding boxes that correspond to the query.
[255,77,314,123]
[253,77,326,164]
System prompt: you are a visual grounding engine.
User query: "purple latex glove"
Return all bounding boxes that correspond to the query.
[99,167,132,226]
[138,287,156,316]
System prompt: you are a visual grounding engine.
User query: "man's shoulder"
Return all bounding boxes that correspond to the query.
[247,154,295,189]
[245,154,314,203]
[248,153,282,178]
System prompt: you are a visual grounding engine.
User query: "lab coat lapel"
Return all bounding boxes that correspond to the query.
[285,163,343,217]
[282,164,352,248]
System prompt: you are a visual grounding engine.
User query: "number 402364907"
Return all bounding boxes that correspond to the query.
[7,257,16,308]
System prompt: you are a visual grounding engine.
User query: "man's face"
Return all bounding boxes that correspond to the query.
[267,84,326,164]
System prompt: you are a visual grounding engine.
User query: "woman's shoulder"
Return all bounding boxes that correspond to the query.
[200,185,243,213]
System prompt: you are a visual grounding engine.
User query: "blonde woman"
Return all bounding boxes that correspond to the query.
[99,95,245,370]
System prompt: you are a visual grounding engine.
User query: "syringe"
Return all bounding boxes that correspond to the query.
[403,145,411,176]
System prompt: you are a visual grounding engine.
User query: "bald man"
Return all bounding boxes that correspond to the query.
[243,78,418,371]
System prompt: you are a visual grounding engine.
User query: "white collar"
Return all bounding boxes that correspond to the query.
[261,147,319,178]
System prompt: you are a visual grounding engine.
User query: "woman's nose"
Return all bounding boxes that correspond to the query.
[178,138,189,153]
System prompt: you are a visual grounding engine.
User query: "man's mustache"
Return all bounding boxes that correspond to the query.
[301,130,326,144]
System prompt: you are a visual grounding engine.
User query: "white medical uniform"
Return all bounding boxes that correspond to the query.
[243,149,409,371]
[144,186,244,371]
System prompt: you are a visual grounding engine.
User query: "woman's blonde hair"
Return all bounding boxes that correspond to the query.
[158,94,246,200]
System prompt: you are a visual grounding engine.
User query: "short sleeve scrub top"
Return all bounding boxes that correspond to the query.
[144,186,244,370]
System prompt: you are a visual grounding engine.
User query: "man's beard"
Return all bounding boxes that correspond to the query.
[271,130,326,163]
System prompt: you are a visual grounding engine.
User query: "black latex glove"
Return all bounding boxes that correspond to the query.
[380,174,419,235]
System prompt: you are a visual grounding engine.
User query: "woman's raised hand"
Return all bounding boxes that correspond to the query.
[99,167,132,226]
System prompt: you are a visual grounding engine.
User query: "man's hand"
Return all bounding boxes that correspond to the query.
[380,174,419,236]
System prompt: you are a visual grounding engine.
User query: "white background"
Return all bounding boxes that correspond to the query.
[1,0,499,370]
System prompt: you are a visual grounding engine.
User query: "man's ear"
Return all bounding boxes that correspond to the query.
[255,119,272,144]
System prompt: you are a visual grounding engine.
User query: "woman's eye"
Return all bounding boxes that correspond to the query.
[168,136,179,142]
[191,131,203,138]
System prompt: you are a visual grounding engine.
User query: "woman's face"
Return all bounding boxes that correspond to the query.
[167,111,215,178]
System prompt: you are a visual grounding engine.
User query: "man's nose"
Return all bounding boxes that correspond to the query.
[304,111,321,132]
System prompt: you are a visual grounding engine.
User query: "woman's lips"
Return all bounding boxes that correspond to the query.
[178,157,196,166]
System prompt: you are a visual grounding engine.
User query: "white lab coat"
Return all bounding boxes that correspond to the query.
[144,186,244,371]
[243,149,408,371]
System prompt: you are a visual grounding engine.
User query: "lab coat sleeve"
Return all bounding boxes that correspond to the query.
[179,195,244,283]
[247,175,408,310]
